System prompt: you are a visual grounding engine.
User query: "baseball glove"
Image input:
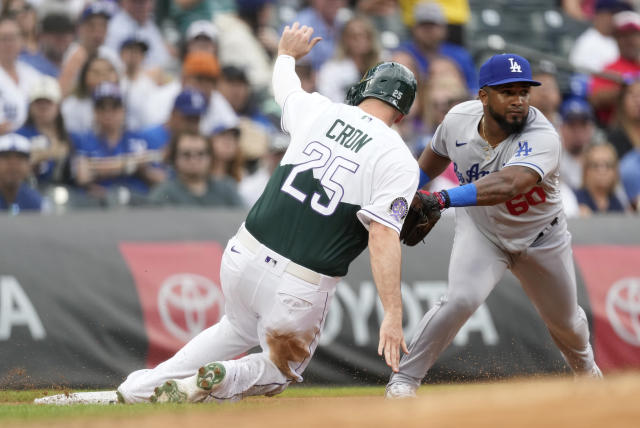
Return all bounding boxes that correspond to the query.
[399,190,443,246]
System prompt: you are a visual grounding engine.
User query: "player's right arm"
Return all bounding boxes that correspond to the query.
[272,22,321,107]
[415,121,452,189]
[417,144,451,189]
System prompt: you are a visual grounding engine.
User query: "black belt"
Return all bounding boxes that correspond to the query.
[536,217,558,241]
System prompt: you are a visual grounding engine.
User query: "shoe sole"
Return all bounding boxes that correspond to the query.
[150,380,188,403]
[196,362,226,390]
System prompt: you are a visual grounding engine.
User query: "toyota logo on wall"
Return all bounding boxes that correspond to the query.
[606,277,640,347]
[157,273,225,341]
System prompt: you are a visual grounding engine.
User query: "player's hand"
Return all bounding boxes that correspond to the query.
[378,312,409,372]
[278,22,322,60]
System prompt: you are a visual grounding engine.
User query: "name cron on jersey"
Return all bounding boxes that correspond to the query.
[325,119,373,153]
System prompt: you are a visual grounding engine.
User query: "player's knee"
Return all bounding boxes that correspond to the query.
[446,293,483,317]
[266,330,311,382]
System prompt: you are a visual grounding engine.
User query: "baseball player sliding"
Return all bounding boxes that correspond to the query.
[386,53,602,399]
[36,23,420,405]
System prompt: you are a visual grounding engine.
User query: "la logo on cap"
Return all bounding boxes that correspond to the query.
[508,58,522,73]
[192,93,204,108]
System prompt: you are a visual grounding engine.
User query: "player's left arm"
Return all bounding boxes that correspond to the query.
[425,131,559,209]
[471,165,540,205]
[369,220,408,372]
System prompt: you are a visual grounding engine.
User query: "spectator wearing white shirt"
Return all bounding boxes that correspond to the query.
[105,0,172,69]
[183,20,218,58]
[569,0,631,73]
[215,0,276,93]
[318,16,381,103]
[180,51,238,137]
[62,54,120,135]
[119,36,164,131]
[0,16,43,133]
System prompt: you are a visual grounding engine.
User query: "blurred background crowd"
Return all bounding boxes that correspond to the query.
[0,0,638,217]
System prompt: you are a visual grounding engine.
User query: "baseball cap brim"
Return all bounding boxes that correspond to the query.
[485,77,542,87]
[121,40,149,52]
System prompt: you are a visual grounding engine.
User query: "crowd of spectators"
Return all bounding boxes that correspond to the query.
[0,0,638,217]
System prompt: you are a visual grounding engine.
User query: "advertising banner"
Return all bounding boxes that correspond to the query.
[0,210,638,388]
[573,246,640,371]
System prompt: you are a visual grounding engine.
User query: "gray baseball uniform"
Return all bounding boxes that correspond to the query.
[389,100,596,388]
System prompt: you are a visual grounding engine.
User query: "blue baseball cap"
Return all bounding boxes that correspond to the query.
[92,82,122,104]
[478,53,541,88]
[595,0,632,13]
[80,1,116,22]
[120,35,149,52]
[173,88,208,116]
[560,97,593,122]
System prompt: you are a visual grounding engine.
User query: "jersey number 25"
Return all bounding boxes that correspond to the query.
[281,141,359,216]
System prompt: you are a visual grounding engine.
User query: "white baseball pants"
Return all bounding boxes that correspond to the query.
[389,209,595,387]
[118,225,338,402]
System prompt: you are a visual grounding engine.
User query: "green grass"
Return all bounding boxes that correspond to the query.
[0,386,387,422]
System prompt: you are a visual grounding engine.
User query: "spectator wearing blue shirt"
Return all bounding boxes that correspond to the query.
[17,76,72,190]
[290,0,347,71]
[0,133,43,213]
[142,87,209,153]
[19,14,75,78]
[72,82,164,204]
[393,2,477,93]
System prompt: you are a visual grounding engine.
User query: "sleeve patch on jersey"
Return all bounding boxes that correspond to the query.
[389,197,409,222]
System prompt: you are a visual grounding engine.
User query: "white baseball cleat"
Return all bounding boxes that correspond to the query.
[34,390,120,405]
[150,362,226,403]
[587,365,603,379]
[574,364,604,380]
[384,382,417,399]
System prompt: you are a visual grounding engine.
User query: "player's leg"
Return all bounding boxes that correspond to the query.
[387,209,509,397]
[201,272,337,400]
[118,237,263,403]
[157,269,338,403]
[510,219,598,375]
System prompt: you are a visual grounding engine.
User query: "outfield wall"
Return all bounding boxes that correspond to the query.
[1,209,639,388]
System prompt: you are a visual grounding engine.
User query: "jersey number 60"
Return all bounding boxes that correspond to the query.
[281,141,359,216]
[505,186,546,216]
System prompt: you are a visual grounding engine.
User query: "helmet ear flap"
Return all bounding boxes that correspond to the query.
[345,81,364,106]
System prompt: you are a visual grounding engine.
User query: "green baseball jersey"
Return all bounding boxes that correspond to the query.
[246,87,418,277]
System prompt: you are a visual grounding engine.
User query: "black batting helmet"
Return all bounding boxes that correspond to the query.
[345,62,417,116]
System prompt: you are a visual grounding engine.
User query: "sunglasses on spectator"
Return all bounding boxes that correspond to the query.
[8,4,32,15]
[586,161,616,170]
[95,100,123,110]
[178,150,209,159]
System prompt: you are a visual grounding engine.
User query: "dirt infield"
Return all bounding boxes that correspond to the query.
[6,373,640,428]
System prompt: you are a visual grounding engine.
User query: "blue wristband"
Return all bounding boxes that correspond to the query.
[446,183,478,207]
[418,169,430,189]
